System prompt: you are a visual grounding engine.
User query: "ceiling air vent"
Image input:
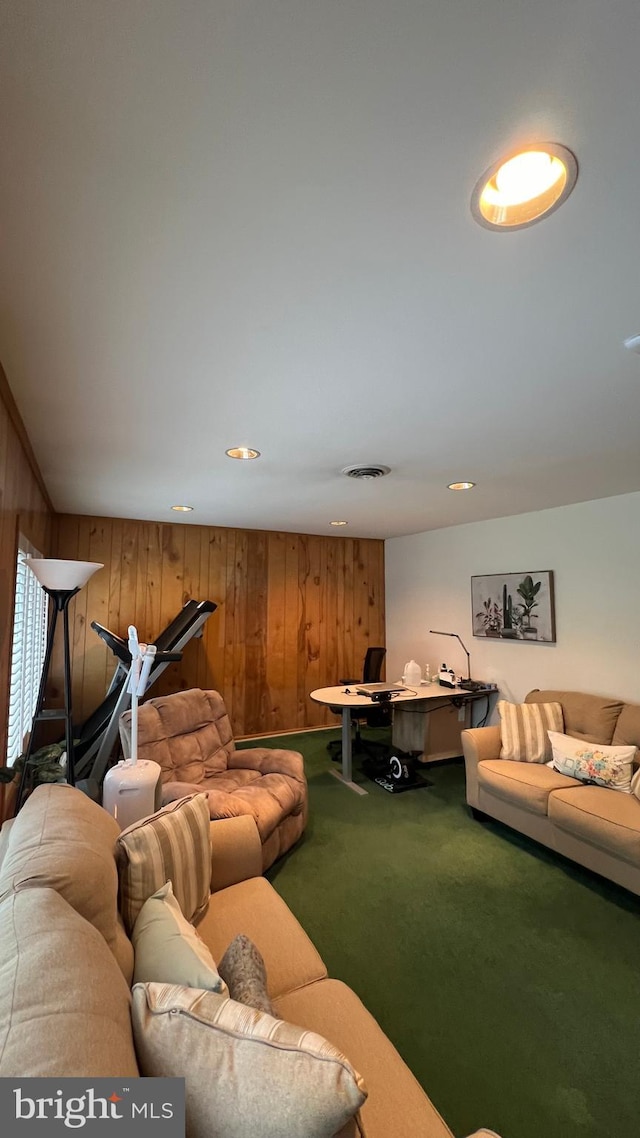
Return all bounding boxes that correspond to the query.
[341,464,391,480]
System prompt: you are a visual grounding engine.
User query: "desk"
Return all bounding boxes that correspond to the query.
[310,684,493,794]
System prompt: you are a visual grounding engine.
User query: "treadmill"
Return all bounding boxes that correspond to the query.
[74,599,217,796]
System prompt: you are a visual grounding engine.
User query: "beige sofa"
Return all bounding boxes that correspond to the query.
[462,689,640,896]
[0,783,497,1138]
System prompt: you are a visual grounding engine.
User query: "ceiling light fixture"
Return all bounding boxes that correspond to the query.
[448,481,475,491]
[330,520,348,526]
[623,334,640,354]
[225,446,260,460]
[171,504,194,512]
[471,143,578,231]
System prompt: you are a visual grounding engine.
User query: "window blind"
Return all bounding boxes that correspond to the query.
[7,552,48,764]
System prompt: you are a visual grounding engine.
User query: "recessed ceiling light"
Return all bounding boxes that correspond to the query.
[448,481,475,491]
[471,144,578,231]
[330,520,348,526]
[225,446,261,460]
[171,504,194,512]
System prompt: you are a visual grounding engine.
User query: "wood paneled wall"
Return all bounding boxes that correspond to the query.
[53,514,385,737]
[0,366,53,759]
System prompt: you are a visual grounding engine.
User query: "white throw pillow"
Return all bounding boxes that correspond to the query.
[132,881,227,994]
[547,730,636,793]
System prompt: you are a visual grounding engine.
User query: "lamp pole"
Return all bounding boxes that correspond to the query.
[429,630,471,681]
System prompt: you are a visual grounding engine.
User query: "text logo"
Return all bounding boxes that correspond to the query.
[1,1079,185,1135]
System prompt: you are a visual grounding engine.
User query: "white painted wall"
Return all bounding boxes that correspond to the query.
[385,492,640,707]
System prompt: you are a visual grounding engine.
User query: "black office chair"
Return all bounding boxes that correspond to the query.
[327,646,392,763]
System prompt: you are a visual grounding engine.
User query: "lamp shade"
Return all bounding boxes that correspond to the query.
[24,558,103,591]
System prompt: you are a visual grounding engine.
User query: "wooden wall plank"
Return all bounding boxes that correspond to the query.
[304,536,322,725]
[159,523,186,696]
[145,524,163,642]
[222,528,238,727]
[229,530,248,732]
[265,531,286,733]
[244,530,268,735]
[282,533,300,733]
[52,514,385,738]
[201,527,226,691]
[181,522,206,692]
[81,519,113,711]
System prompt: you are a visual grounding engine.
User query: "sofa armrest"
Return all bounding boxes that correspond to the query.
[209,815,262,892]
[229,746,305,783]
[461,725,501,809]
[161,780,204,805]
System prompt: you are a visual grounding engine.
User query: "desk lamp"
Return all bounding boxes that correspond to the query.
[429,630,471,682]
[15,559,103,812]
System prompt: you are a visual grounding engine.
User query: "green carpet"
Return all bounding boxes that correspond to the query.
[249,730,640,1138]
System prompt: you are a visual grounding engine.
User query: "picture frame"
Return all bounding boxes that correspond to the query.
[471,571,556,643]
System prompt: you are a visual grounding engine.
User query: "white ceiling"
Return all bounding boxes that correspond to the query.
[2,1,640,540]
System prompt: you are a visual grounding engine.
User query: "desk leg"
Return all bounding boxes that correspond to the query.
[329,708,368,795]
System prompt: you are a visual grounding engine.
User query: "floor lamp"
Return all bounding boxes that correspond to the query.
[15,558,103,813]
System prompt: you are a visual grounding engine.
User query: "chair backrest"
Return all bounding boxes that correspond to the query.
[119,689,235,783]
[362,647,386,683]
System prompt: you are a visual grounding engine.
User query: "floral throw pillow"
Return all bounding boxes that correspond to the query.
[547,730,636,793]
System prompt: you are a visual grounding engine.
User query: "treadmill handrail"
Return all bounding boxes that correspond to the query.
[90,622,131,665]
[154,599,217,652]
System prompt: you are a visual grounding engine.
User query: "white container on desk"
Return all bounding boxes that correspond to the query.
[402,660,422,687]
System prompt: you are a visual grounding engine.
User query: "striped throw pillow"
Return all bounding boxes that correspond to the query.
[498,700,564,764]
[132,982,367,1138]
[116,794,210,935]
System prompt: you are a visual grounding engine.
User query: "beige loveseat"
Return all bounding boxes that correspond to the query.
[462,689,640,896]
[0,783,497,1138]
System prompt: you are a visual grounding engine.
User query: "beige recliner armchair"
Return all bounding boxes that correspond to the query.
[119,688,307,870]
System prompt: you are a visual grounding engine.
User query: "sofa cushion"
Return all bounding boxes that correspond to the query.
[547,730,635,793]
[478,760,579,816]
[0,887,139,1077]
[497,700,563,763]
[196,876,327,1000]
[549,787,640,867]
[132,881,226,993]
[274,979,454,1138]
[131,982,367,1138]
[116,793,211,934]
[612,702,640,758]
[525,690,624,745]
[0,783,133,981]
